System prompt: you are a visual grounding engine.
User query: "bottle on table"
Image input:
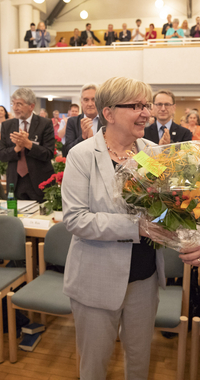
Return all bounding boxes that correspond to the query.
[7,183,17,217]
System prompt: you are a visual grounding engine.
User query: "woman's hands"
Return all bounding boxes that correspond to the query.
[179,246,200,267]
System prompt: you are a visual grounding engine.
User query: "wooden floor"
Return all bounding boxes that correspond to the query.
[1,314,200,380]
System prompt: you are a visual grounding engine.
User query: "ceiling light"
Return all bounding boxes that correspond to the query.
[155,0,164,9]
[33,0,45,4]
[63,0,71,3]
[48,96,53,101]
[80,10,88,19]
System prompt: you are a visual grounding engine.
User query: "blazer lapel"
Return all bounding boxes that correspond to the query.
[170,122,177,142]
[28,114,39,140]
[94,128,116,207]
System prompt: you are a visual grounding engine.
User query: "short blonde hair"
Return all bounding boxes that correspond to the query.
[95,76,152,125]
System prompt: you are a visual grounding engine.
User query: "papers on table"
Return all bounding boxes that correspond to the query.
[0,200,39,214]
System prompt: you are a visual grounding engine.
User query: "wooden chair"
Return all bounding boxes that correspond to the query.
[7,222,79,374]
[155,248,191,380]
[0,215,32,363]
[190,315,200,379]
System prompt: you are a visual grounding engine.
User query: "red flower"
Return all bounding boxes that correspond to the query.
[55,136,61,142]
[56,171,64,184]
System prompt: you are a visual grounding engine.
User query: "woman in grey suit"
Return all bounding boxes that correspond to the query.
[62,77,197,379]
[36,22,50,48]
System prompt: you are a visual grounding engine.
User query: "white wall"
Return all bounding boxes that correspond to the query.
[8,46,200,100]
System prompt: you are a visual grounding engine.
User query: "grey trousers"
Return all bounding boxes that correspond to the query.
[70,271,159,380]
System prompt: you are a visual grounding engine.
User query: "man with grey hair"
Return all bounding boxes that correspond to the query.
[0,88,55,202]
[63,83,102,157]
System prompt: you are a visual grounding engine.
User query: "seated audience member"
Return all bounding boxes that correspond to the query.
[144,90,192,145]
[119,23,131,42]
[56,37,68,47]
[84,37,96,46]
[58,104,80,144]
[52,110,61,137]
[104,24,118,45]
[166,18,184,40]
[185,107,191,115]
[0,88,54,202]
[180,116,187,128]
[185,111,200,139]
[81,23,100,46]
[145,24,157,40]
[190,16,200,38]
[63,84,102,156]
[181,20,190,38]
[161,14,172,38]
[39,108,48,118]
[24,23,37,48]
[36,22,50,48]
[0,106,9,139]
[70,28,82,46]
[132,19,145,42]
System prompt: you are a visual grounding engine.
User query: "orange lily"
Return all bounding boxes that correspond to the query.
[181,182,200,219]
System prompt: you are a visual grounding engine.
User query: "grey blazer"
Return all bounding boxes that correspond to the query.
[36,31,50,47]
[62,127,165,310]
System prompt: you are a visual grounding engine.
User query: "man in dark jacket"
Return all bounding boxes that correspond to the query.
[24,23,37,48]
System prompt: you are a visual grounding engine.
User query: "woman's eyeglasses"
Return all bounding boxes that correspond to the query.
[112,103,152,111]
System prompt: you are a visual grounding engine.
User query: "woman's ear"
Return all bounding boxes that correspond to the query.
[102,107,115,124]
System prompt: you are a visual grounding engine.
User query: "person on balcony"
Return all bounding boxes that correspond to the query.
[56,37,68,47]
[166,18,184,41]
[36,22,50,48]
[181,20,190,38]
[24,23,37,48]
[161,14,172,38]
[132,19,145,42]
[119,23,131,42]
[81,23,100,46]
[190,16,200,38]
[104,24,118,45]
[145,24,157,40]
[70,28,82,47]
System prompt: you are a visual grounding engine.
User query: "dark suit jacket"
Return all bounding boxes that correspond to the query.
[104,31,118,45]
[190,25,200,37]
[161,22,172,37]
[119,30,131,42]
[24,30,36,48]
[144,121,192,144]
[69,36,82,46]
[0,114,55,197]
[63,113,102,157]
[81,31,100,45]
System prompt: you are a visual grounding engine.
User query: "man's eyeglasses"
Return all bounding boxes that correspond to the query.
[113,103,152,111]
[154,103,174,109]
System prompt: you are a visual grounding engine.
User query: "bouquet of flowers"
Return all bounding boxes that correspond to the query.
[114,141,200,251]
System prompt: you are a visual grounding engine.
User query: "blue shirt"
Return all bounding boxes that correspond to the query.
[156,119,172,140]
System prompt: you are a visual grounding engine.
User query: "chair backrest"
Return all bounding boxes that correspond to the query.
[44,222,72,267]
[163,248,184,278]
[0,215,26,260]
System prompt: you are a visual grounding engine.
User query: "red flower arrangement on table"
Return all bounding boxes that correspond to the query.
[38,156,66,213]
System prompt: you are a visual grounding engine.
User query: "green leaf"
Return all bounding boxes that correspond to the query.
[185,199,198,212]
[163,211,180,231]
[148,199,167,217]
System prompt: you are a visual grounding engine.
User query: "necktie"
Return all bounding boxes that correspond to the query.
[160,125,167,137]
[17,121,29,177]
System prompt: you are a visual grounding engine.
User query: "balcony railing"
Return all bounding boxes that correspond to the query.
[11,37,200,53]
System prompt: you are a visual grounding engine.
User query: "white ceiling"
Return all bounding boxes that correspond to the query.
[44,0,200,23]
